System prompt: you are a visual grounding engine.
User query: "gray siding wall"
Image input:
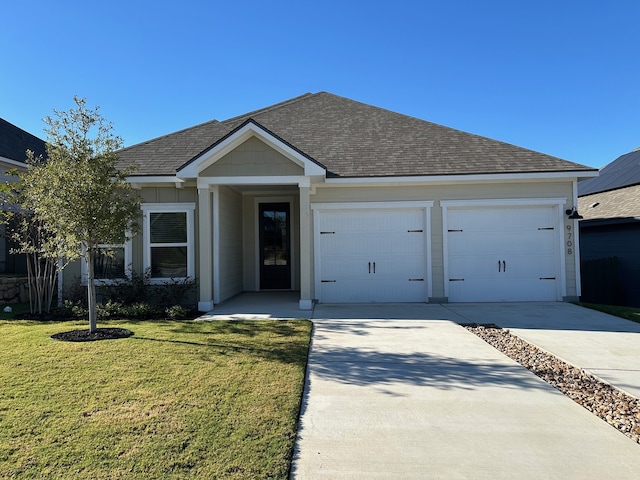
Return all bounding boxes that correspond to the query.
[201,137,304,177]
[218,186,243,301]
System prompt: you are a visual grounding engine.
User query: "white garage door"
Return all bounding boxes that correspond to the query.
[446,206,560,302]
[317,209,427,303]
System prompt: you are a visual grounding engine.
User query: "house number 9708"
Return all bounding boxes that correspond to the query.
[566,224,573,255]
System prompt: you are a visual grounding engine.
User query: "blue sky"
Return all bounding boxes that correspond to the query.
[2,1,639,168]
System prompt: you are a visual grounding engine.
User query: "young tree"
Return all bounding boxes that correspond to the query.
[0,183,60,315]
[14,97,140,332]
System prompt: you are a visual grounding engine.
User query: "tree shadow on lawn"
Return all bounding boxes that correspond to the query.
[129,320,310,364]
[170,318,305,337]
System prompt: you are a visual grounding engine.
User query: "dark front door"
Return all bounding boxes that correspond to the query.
[259,203,291,289]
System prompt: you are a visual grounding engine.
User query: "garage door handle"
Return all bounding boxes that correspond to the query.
[498,260,501,272]
[503,260,506,272]
[368,262,371,274]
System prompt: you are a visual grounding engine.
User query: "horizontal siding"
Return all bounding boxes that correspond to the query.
[201,137,304,177]
[140,186,196,204]
[218,186,243,301]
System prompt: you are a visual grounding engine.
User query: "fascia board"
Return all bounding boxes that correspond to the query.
[0,156,28,170]
[322,170,598,187]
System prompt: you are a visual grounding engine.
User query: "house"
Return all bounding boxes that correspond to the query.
[578,149,640,307]
[0,118,47,274]
[63,92,597,310]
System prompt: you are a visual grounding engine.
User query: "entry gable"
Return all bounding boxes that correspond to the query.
[177,119,326,179]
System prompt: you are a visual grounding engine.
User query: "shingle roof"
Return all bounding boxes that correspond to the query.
[578,184,640,223]
[118,92,594,177]
[0,118,47,162]
[578,148,640,196]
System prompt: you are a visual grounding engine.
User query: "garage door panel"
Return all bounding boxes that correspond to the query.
[446,205,560,302]
[320,210,423,233]
[448,208,554,232]
[371,254,425,278]
[451,278,558,302]
[321,277,425,303]
[318,208,427,303]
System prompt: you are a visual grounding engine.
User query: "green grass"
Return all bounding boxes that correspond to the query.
[578,302,640,324]
[0,318,312,479]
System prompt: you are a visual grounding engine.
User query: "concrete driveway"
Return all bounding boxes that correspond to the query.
[290,303,640,479]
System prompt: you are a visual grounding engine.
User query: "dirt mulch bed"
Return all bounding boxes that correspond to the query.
[51,328,133,342]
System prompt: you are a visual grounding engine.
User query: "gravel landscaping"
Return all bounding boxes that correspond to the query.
[465,324,640,445]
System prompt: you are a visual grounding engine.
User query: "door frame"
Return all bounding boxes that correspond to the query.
[441,198,567,301]
[254,196,296,291]
[311,201,434,303]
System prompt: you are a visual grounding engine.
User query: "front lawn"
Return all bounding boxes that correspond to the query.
[578,302,640,324]
[0,318,311,479]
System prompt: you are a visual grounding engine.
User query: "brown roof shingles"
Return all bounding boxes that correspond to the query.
[578,184,640,221]
[118,92,593,177]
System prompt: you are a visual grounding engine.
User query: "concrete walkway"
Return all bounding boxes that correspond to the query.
[444,302,640,399]
[291,303,640,479]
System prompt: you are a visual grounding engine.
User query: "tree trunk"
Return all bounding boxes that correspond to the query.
[87,250,98,333]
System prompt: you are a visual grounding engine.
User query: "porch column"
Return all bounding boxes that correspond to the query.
[299,183,313,310]
[197,187,214,311]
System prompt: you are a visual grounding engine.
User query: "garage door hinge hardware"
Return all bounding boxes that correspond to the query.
[538,227,554,230]
[407,229,423,233]
[408,278,424,282]
[321,280,336,283]
[539,277,556,280]
[449,278,465,281]
[448,229,463,232]
[320,231,335,234]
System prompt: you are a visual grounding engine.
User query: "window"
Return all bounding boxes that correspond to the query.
[81,241,132,285]
[142,204,195,282]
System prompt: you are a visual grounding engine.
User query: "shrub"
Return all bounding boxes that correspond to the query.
[99,270,151,305]
[123,302,162,319]
[165,305,188,320]
[152,277,198,307]
[97,300,126,319]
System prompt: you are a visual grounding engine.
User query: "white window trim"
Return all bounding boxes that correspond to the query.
[81,239,133,286]
[142,203,196,284]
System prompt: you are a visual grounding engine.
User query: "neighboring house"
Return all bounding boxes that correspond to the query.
[63,92,597,310]
[0,118,47,274]
[578,149,640,307]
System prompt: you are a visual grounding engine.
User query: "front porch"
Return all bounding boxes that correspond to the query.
[198,291,309,320]
[196,182,314,312]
